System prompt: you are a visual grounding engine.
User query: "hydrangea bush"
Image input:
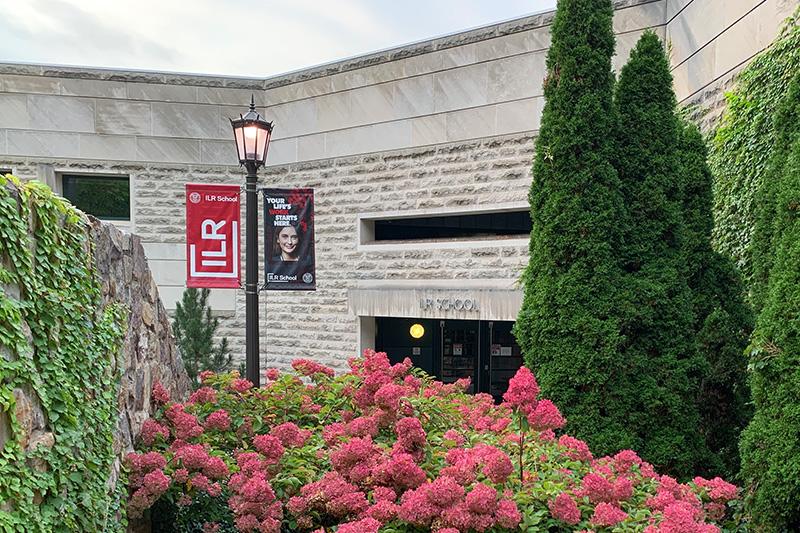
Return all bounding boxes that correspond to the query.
[126,351,741,532]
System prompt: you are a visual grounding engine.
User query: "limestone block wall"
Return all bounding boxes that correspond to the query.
[1,0,797,369]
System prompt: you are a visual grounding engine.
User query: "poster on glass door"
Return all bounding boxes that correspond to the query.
[262,188,316,291]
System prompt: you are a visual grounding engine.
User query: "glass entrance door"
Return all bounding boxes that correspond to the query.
[440,320,479,394]
[375,317,522,399]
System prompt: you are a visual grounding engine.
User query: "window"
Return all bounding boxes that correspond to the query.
[0,168,12,176]
[62,174,130,221]
[371,209,531,242]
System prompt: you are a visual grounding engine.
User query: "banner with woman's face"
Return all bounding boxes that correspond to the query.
[262,188,316,291]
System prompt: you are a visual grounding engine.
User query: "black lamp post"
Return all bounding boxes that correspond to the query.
[230,96,273,387]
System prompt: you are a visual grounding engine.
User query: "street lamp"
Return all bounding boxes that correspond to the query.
[231,95,273,387]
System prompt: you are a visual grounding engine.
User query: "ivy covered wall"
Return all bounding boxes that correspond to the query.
[709,9,800,289]
[0,175,190,531]
[0,175,126,530]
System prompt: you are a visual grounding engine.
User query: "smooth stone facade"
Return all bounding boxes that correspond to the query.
[1,0,797,371]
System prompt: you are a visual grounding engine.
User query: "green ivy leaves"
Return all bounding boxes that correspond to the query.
[0,176,126,532]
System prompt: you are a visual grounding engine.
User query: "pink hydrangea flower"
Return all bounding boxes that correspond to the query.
[591,502,628,527]
[230,378,253,393]
[165,404,204,440]
[559,435,593,462]
[188,386,217,405]
[443,429,466,447]
[265,368,280,381]
[527,399,566,430]
[336,517,381,533]
[549,492,581,525]
[495,498,522,529]
[142,469,171,497]
[139,419,169,446]
[465,483,497,514]
[581,472,617,503]
[252,434,285,465]
[693,477,738,502]
[152,380,170,404]
[270,422,311,447]
[393,417,427,462]
[502,367,539,414]
[204,409,231,431]
[292,358,335,378]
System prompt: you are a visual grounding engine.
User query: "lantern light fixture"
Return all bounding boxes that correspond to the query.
[410,323,425,339]
[230,95,273,169]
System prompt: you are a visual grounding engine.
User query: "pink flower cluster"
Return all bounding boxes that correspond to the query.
[139,419,169,446]
[270,422,311,447]
[287,472,369,528]
[165,403,204,440]
[204,409,231,431]
[502,366,539,414]
[188,386,217,405]
[129,355,740,532]
[126,452,171,518]
[291,358,335,378]
[441,444,514,485]
[152,380,170,404]
[398,477,521,531]
[228,470,282,532]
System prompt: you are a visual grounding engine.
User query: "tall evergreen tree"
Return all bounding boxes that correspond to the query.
[513,0,629,455]
[173,287,232,386]
[678,120,753,478]
[613,31,708,476]
[740,72,800,531]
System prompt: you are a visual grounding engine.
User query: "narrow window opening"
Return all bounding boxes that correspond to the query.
[371,210,531,242]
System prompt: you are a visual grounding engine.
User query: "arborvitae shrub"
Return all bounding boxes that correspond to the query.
[678,121,753,479]
[173,287,232,386]
[612,32,708,477]
[513,0,629,457]
[739,72,800,532]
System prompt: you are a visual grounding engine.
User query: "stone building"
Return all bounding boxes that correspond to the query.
[0,0,796,397]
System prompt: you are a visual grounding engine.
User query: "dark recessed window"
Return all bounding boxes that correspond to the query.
[373,210,531,242]
[0,169,12,175]
[62,174,130,221]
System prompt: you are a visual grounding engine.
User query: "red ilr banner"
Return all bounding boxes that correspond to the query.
[185,183,241,288]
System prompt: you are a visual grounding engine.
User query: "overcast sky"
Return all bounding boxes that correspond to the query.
[0,0,558,78]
